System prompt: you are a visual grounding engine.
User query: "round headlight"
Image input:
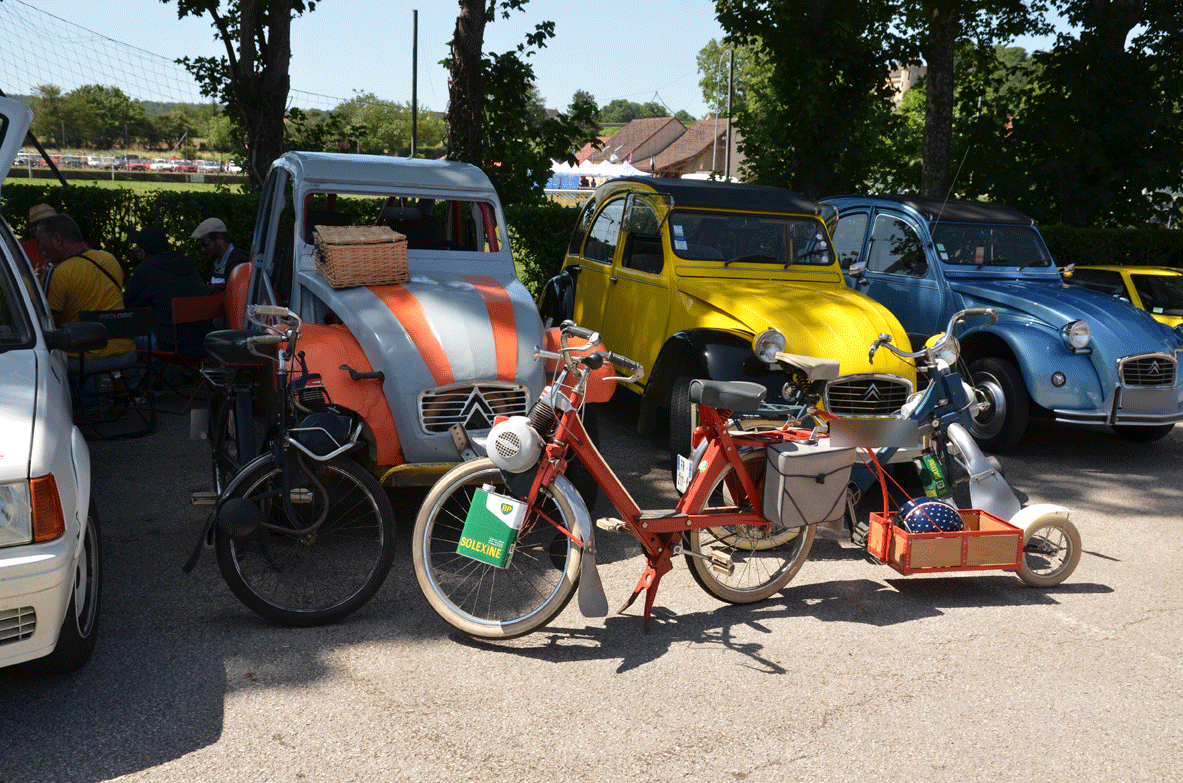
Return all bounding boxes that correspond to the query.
[1063,320,1091,350]
[753,328,786,363]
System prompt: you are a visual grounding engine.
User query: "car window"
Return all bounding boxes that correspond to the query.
[567,196,597,257]
[0,217,47,330]
[1066,268,1126,297]
[304,193,504,253]
[620,196,663,274]
[868,216,927,277]
[1131,274,1183,315]
[668,210,833,265]
[583,199,625,264]
[832,212,869,269]
[933,224,1050,269]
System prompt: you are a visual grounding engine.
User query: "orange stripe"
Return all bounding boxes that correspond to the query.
[370,284,454,386]
[461,275,517,382]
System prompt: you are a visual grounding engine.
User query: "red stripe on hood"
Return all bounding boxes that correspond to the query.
[461,275,517,382]
[370,284,454,386]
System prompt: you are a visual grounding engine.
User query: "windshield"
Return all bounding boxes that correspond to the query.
[1131,274,1183,316]
[302,192,506,254]
[933,224,1051,269]
[668,209,834,266]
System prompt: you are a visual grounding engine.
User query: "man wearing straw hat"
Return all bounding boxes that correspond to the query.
[22,203,55,278]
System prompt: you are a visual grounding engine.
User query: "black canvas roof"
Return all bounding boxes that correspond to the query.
[830,193,1035,225]
[619,177,821,216]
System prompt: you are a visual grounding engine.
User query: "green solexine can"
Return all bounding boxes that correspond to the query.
[457,485,528,568]
[915,454,951,499]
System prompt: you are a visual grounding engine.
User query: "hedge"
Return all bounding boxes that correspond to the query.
[6,181,1180,303]
[2,182,259,281]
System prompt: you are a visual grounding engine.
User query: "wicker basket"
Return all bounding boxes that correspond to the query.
[313,225,409,289]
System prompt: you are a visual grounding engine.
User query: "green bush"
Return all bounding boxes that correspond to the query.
[1,182,259,280]
[505,200,581,300]
[1041,224,1183,269]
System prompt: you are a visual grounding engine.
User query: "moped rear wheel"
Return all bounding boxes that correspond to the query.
[412,458,582,639]
[215,455,396,626]
[1017,511,1081,587]
[684,451,815,603]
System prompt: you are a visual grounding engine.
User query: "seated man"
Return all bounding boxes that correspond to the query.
[38,214,136,391]
[124,226,216,356]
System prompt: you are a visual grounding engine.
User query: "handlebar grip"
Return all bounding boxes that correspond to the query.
[560,320,598,341]
[958,307,999,324]
[251,304,293,319]
[249,333,286,346]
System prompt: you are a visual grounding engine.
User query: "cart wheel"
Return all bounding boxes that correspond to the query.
[1014,506,1080,587]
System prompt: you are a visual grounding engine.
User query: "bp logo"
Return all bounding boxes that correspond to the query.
[500,502,514,515]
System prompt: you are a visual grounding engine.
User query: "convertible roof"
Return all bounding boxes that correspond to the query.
[617,177,821,216]
[276,151,500,196]
[828,193,1035,225]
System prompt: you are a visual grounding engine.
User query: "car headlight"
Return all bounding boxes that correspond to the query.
[753,328,787,363]
[0,482,33,547]
[1062,320,1091,351]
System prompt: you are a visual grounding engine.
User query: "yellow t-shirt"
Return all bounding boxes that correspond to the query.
[45,250,136,358]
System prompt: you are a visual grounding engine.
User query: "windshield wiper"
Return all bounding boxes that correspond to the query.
[1017,257,1052,272]
[787,247,832,267]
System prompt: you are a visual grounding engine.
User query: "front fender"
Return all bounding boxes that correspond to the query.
[961,321,1107,412]
[640,329,769,433]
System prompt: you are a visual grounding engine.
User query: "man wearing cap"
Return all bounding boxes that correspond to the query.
[191,217,249,287]
[22,203,56,278]
[125,226,215,355]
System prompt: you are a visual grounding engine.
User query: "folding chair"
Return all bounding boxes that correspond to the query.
[140,291,226,412]
[75,307,156,439]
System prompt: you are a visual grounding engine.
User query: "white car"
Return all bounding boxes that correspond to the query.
[0,98,106,673]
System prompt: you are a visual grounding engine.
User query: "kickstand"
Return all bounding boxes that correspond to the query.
[618,557,672,631]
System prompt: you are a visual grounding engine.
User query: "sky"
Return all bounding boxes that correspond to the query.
[12,0,732,118]
[9,1,1062,120]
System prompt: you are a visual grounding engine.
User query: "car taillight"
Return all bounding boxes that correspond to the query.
[30,474,65,542]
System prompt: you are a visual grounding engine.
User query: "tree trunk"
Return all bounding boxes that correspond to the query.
[446,0,487,166]
[921,0,958,198]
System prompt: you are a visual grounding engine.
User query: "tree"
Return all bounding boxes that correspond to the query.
[892,0,1050,197]
[696,38,768,121]
[599,99,669,124]
[715,0,901,199]
[28,85,98,149]
[444,1,602,202]
[994,0,1183,226]
[72,85,149,149]
[172,0,316,189]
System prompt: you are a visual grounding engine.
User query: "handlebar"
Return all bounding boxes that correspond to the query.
[597,351,644,384]
[537,321,645,384]
[869,307,998,363]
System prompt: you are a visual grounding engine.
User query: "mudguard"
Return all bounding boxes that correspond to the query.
[945,422,1023,520]
[550,473,608,618]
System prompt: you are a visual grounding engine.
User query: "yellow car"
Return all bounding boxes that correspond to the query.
[539,176,916,463]
[1063,265,1183,327]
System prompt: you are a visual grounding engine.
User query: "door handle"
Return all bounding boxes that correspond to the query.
[609,275,618,283]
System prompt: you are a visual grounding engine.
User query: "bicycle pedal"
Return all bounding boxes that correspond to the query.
[191,490,218,509]
[595,517,628,534]
[709,550,734,576]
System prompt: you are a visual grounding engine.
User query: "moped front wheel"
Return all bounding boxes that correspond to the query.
[1017,511,1081,587]
[215,454,396,626]
[412,458,583,639]
[684,451,815,603]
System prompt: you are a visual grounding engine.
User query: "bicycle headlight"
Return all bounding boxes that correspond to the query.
[488,416,544,473]
[924,332,960,366]
[1062,320,1091,351]
[753,328,786,363]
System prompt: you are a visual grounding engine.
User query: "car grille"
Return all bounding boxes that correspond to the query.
[0,606,36,646]
[825,374,913,417]
[419,383,531,433]
[1119,354,1177,387]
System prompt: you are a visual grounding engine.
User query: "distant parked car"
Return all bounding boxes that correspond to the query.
[126,158,148,171]
[177,160,197,173]
[226,162,243,174]
[1063,266,1183,328]
[196,159,221,174]
[824,193,1183,449]
[148,158,170,171]
[0,97,106,673]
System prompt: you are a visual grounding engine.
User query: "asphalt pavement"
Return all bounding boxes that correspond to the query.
[2,389,1181,783]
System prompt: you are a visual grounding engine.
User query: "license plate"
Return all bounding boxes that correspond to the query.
[675,454,692,494]
[1117,387,1177,415]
